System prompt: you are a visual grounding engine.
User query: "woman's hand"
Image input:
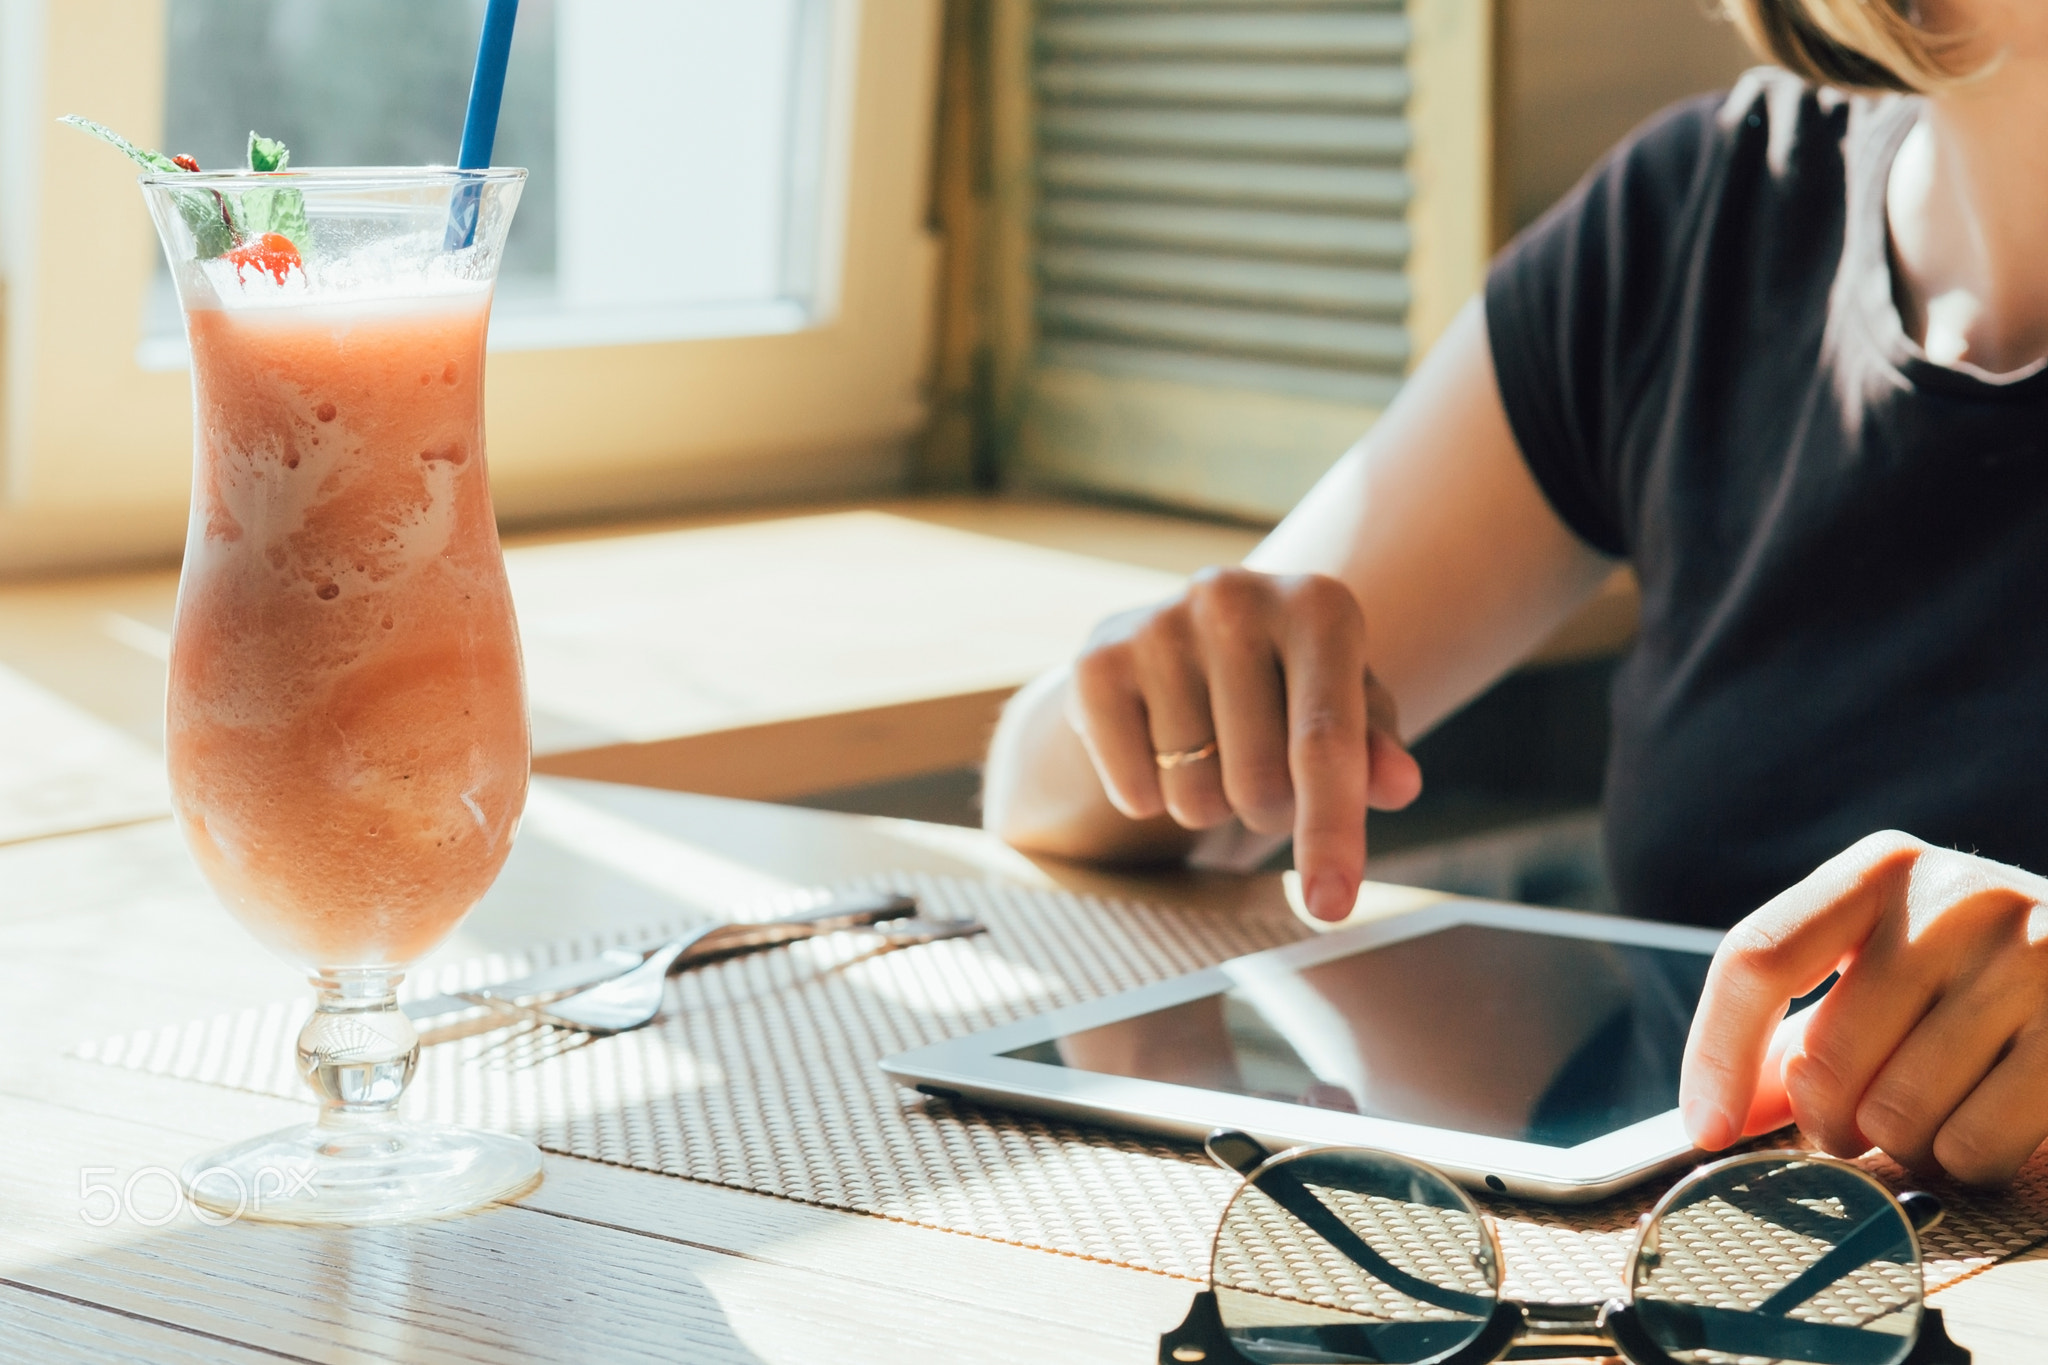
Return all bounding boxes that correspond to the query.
[1681,831,2048,1184]
[1065,566,1423,922]
[981,303,1619,882]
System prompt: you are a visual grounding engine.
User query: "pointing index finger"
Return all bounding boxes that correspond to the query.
[1679,833,1916,1150]
[1277,579,1368,923]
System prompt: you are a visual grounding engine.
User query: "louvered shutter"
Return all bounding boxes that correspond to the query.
[1008,0,1490,519]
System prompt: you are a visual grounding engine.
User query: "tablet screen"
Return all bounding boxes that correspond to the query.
[1003,924,1712,1148]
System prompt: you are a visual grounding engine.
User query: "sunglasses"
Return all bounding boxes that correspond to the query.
[1159,1130,1971,1365]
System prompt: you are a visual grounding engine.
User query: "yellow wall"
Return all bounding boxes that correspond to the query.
[1496,0,1753,237]
[0,0,944,577]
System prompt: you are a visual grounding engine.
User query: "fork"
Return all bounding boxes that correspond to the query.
[406,891,919,1024]
[510,915,987,1035]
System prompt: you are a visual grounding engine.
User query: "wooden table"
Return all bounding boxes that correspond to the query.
[0,492,1636,835]
[0,496,1232,823]
[2,777,2043,1364]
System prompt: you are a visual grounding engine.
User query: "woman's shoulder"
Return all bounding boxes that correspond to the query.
[1604,66,1898,212]
[1499,66,1891,314]
[1484,68,1892,558]
[1593,68,1844,198]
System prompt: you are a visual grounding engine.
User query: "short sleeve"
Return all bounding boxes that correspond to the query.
[1484,90,1739,560]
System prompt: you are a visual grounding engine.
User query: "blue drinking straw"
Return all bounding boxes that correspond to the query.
[445,0,521,250]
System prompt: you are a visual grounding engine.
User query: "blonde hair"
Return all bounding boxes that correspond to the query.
[1722,0,1969,93]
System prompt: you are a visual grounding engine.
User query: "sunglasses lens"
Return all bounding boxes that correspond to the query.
[1629,1155,1921,1365]
[1208,1149,1499,1365]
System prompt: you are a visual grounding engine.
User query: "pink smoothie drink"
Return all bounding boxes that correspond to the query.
[125,151,543,1225]
[168,293,527,968]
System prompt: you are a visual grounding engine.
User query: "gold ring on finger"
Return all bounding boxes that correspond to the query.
[1154,740,1219,770]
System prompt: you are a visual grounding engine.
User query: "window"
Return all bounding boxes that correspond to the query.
[164,0,558,281]
[0,0,940,576]
[149,0,842,362]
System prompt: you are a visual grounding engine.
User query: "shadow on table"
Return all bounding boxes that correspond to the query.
[448,775,1288,960]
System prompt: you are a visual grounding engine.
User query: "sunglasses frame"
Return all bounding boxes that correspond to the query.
[1159,1139,1973,1365]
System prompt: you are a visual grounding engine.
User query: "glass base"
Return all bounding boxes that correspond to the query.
[182,1119,543,1225]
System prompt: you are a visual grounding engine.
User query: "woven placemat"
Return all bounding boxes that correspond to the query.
[80,874,2048,1298]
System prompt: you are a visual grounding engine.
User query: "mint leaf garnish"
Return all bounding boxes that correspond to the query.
[58,115,182,174]
[247,133,290,174]
[238,184,310,250]
[239,132,308,250]
[61,115,310,264]
[62,113,237,257]
[183,196,238,260]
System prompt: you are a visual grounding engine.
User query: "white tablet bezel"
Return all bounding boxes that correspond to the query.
[879,899,1728,1203]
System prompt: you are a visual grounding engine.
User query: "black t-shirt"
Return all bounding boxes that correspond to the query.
[1486,68,2048,929]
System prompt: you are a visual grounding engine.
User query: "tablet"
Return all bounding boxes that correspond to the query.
[880,899,1728,1202]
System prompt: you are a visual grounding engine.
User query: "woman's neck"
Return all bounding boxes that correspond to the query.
[1888,26,2048,374]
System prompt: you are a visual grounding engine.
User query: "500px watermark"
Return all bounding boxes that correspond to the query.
[80,1166,317,1227]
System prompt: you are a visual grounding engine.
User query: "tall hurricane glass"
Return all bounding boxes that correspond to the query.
[141,167,540,1223]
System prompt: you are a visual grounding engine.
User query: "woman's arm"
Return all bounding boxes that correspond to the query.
[982,299,1619,914]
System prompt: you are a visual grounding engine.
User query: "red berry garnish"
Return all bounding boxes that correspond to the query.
[226,232,304,286]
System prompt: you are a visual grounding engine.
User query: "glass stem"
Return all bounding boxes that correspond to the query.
[297,970,419,1127]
